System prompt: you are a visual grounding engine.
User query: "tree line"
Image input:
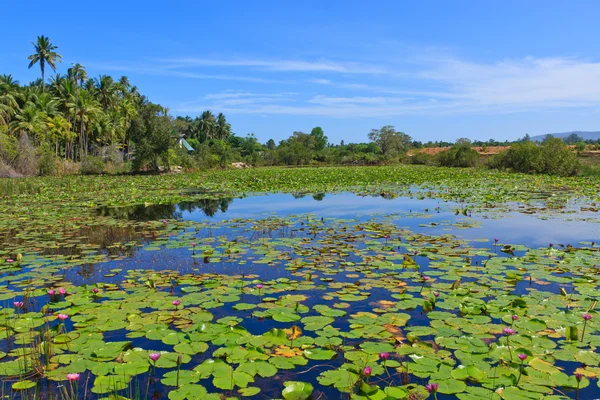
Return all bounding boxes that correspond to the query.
[1,36,592,177]
[0,36,418,175]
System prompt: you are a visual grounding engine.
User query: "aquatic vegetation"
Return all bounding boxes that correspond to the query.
[1,166,600,398]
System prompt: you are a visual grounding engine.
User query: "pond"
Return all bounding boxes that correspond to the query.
[1,191,600,399]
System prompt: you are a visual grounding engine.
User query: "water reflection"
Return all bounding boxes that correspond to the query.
[97,198,235,220]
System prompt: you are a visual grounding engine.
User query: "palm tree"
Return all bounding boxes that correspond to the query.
[10,104,43,140]
[67,64,87,146]
[198,110,216,142]
[46,114,70,155]
[75,90,100,157]
[215,113,231,140]
[27,36,62,92]
[94,75,115,109]
[0,75,21,127]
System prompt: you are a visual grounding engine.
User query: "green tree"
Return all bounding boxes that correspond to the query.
[210,139,233,168]
[215,113,231,140]
[129,102,173,171]
[198,110,216,142]
[310,126,328,151]
[0,75,21,127]
[266,138,276,150]
[368,125,411,156]
[27,36,62,92]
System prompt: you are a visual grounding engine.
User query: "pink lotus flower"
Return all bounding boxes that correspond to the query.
[583,313,592,321]
[503,327,515,336]
[426,383,438,393]
[13,301,23,308]
[57,314,69,321]
[58,288,66,295]
[379,352,389,361]
[363,366,372,376]
[149,353,161,362]
[172,300,181,307]
[66,373,80,381]
[517,353,527,361]
[47,289,55,296]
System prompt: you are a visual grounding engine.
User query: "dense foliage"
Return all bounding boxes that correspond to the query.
[436,144,481,168]
[488,138,580,176]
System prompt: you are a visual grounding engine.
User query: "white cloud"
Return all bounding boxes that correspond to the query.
[94,54,600,117]
[157,58,388,74]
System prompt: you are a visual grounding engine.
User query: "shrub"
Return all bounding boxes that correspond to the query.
[13,133,38,176]
[436,145,480,168]
[37,148,58,176]
[409,152,435,165]
[80,155,105,175]
[489,138,579,176]
[56,160,80,175]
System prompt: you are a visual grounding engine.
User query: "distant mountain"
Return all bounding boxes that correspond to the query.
[530,131,600,142]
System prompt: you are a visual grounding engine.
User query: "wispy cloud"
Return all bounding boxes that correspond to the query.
[156,58,388,74]
[92,54,600,118]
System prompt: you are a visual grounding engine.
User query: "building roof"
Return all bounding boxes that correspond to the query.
[178,138,194,152]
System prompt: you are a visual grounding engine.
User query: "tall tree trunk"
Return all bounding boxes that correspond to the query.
[80,121,84,160]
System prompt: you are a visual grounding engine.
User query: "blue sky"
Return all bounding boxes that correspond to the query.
[3,1,600,144]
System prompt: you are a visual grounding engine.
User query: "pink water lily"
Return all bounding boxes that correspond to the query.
[66,373,80,381]
[149,353,161,362]
[172,299,181,307]
[503,327,515,335]
[363,366,372,376]
[57,314,69,321]
[583,313,592,321]
[92,288,99,294]
[517,353,527,361]
[47,289,55,296]
[426,382,438,393]
[58,288,66,295]
[379,352,389,361]
[14,301,23,308]
[6,259,14,263]
[256,284,264,289]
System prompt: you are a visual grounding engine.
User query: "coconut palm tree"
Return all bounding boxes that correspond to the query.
[46,114,70,155]
[0,75,21,127]
[198,110,216,142]
[10,104,43,140]
[67,64,87,144]
[94,75,116,109]
[74,90,100,157]
[27,36,62,92]
[215,113,231,140]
